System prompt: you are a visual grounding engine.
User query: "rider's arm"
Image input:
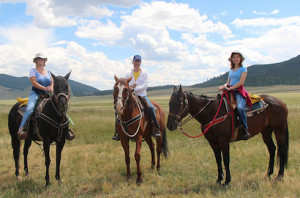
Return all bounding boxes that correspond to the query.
[30,76,48,91]
[135,71,148,92]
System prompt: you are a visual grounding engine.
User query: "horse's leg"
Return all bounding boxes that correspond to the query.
[208,141,223,184]
[261,126,276,178]
[11,137,20,177]
[155,136,162,172]
[221,143,231,185]
[23,138,32,176]
[43,139,51,186]
[121,138,131,181]
[55,140,65,183]
[135,136,143,185]
[274,127,288,181]
[145,137,155,169]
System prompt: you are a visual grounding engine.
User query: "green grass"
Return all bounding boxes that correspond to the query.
[0,86,300,197]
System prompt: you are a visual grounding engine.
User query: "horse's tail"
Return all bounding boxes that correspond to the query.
[277,121,289,169]
[8,102,21,138]
[284,122,289,169]
[161,127,169,159]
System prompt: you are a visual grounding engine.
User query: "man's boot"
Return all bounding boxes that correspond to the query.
[241,127,250,140]
[112,121,120,141]
[112,132,120,141]
[149,108,161,139]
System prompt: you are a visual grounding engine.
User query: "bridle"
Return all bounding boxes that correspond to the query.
[169,91,211,126]
[36,83,71,142]
[114,89,144,138]
[168,92,189,125]
[51,85,71,116]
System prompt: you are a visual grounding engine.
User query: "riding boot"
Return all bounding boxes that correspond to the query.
[112,122,120,141]
[241,126,250,140]
[149,108,161,139]
[66,129,75,141]
[17,123,28,140]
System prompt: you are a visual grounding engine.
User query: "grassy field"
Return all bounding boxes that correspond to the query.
[0,85,299,197]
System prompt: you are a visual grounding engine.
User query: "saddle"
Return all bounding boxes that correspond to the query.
[225,92,268,117]
[17,94,50,140]
[223,92,268,142]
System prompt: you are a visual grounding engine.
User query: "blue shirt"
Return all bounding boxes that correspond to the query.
[29,68,52,95]
[228,67,247,86]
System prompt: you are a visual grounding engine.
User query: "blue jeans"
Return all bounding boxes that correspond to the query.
[19,91,39,131]
[143,96,159,128]
[234,92,248,129]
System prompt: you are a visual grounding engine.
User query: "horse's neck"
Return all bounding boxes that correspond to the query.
[187,93,218,125]
[45,96,65,121]
[122,94,139,119]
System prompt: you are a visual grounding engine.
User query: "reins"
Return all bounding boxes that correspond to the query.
[178,91,234,139]
[115,94,144,138]
[35,90,70,142]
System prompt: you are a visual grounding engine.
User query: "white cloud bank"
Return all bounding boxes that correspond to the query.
[0,1,300,90]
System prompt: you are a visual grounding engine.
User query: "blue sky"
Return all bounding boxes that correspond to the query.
[0,0,300,90]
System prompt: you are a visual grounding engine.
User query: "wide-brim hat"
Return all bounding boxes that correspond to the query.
[228,51,245,62]
[33,53,48,63]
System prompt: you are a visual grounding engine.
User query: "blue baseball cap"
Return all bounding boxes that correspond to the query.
[133,55,141,61]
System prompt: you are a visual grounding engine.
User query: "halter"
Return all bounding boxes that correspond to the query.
[169,92,212,126]
[114,94,129,107]
[168,92,189,124]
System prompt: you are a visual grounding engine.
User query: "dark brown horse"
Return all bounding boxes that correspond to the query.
[167,85,289,185]
[8,72,71,186]
[113,75,168,184]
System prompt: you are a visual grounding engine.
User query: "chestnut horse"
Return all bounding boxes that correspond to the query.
[113,75,168,184]
[167,85,289,185]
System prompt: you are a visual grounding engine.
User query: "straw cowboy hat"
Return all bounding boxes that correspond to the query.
[33,53,48,63]
[228,51,245,62]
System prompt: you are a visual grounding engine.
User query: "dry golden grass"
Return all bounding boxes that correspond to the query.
[0,86,300,197]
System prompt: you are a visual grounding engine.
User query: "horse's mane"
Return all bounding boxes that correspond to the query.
[185,91,217,100]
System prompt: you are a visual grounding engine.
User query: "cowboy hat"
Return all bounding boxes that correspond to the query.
[228,51,245,62]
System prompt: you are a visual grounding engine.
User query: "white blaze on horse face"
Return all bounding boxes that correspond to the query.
[115,83,125,115]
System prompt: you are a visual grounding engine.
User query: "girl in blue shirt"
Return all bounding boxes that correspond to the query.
[219,51,250,140]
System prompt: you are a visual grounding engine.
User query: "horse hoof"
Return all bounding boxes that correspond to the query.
[275,175,283,182]
[136,178,143,186]
[216,179,222,185]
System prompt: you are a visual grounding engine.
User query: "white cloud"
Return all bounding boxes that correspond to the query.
[253,9,280,15]
[232,16,300,27]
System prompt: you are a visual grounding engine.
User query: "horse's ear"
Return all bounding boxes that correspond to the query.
[173,86,177,93]
[64,70,72,80]
[179,84,183,93]
[51,72,57,81]
[126,76,132,84]
[114,74,119,82]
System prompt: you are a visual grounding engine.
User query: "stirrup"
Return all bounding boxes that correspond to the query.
[242,130,250,140]
[66,129,75,141]
[151,130,161,139]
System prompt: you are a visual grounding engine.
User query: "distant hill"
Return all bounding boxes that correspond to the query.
[0,74,100,99]
[193,55,300,88]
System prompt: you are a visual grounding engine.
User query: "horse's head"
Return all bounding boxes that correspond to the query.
[113,75,132,115]
[167,85,189,131]
[51,71,71,115]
